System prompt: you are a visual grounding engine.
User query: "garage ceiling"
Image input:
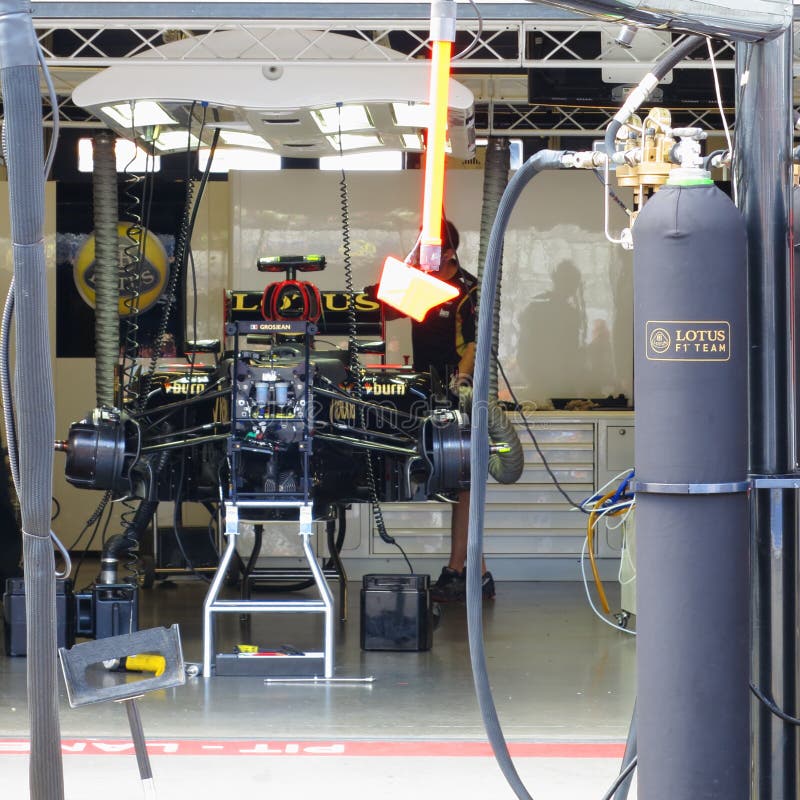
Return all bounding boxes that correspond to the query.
[23,1,763,142]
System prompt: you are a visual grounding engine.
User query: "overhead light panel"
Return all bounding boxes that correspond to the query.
[392,102,431,128]
[314,104,373,134]
[325,133,382,152]
[72,29,476,160]
[100,101,176,128]
[219,130,274,149]
[402,134,424,150]
[152,131,200,152]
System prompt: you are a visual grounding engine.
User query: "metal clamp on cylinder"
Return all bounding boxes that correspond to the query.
[634,480,751,495]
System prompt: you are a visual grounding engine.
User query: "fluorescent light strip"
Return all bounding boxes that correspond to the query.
[325,133,382,152]
[402,133,424,150]
[218,131,273,150]
[314,104,373,134]
[392,102,430,128]
[100,101,176,128]
[153,131,200,152]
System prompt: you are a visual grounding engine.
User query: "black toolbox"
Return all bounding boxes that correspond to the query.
[360,574,432,651]
[3,577,76,656]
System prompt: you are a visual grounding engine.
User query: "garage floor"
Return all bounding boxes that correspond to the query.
[1,575,637,799]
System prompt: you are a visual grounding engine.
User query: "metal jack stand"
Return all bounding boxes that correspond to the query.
[58,627,186,799]
[202,501,335,678]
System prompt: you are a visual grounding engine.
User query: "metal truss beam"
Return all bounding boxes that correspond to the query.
[30,3,580,24]
[22,9,753,139]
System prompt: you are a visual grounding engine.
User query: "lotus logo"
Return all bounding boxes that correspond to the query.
[649,327,671,354]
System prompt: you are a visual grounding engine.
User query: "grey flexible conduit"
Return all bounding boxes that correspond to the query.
[468,149,567,800]
[476,137,510,402]
[0,283,70,580]
[91,132,120,408]
[1,278,19,490]
[472,138,524,484]
[0,1,65,796]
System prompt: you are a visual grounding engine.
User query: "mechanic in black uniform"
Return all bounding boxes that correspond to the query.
[368,219,494,602]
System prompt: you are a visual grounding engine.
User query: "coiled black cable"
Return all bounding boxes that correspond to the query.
[137,173,194,409]
[495,355,588,514]
[159,111,217,581]
[750,683,800,726]
[70,489,112,586]
[116,126,157,585]
[335,105,412,573]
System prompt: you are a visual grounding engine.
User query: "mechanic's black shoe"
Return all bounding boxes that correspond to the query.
[481,571,496,600]
[430,567,465,603]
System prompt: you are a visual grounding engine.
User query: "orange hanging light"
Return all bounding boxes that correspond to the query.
[376,256,459,322]
[377,1,458,320]
[419,1,457,272]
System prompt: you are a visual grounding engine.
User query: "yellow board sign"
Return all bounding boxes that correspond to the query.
[74,223,169,316]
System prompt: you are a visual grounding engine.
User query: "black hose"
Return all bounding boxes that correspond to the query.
[604,34,705,156]
[468,149,567,800]
[613,700,637,799]
[470,149,639,800]
[99,451,167,583]
[246,506,347,593]
[702,148,727,171]
[600,757,638,800]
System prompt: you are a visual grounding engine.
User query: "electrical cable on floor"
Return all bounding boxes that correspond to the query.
[581,536,635,636]
[495,355,589,513]
[584,487,634,617]
[497,340,637,631]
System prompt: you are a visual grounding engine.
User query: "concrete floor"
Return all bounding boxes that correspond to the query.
[1,576,638,799]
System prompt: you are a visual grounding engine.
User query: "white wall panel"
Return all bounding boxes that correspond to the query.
[229,169,633,407]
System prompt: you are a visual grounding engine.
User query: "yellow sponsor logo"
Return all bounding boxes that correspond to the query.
[330,398,357,424]
[229,291,379,313]
[646,320,730,362]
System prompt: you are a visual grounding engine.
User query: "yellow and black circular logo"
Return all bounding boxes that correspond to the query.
[74,223,169,316]
[649,327,671,355]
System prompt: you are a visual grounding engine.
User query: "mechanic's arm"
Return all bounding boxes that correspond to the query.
[457,341,476,378]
